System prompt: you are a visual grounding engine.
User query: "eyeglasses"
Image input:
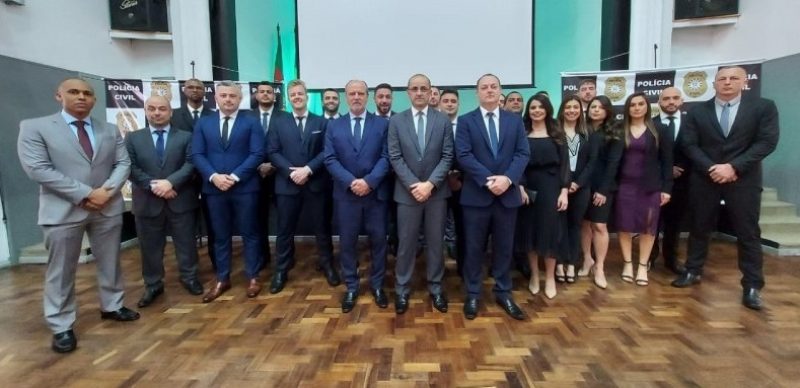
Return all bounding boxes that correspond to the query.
[408,86,431,93]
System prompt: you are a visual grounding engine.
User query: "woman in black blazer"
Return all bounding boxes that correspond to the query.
[556,95,598,284]
[580,96,623,289]
[615,92,673,286]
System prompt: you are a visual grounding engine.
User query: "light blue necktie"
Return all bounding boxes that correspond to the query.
[487,112,498,157]
[416,111,425,152]
[720,103,731,137]
[353,117,362,147]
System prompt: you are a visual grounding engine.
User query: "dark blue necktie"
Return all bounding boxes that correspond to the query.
[487,112,498,157]
[354,117,362,147]
[155,129,165,164]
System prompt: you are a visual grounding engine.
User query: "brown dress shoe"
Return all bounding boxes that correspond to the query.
[202,281,231,303]
[246,278,262,298]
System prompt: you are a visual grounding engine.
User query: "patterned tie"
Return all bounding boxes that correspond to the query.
[297,116,305,140]
[353,117,362,147]
[416,111,425,152]
[261,112,269,133]
[73,120,93,160]
[487,112,498,157]
[155,129,165,164]
[720,103,731,137]
[667,116,676,139]
[222,116,230,147]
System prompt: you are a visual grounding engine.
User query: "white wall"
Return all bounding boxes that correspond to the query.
[670,0,800,67]
[0,0,212,80]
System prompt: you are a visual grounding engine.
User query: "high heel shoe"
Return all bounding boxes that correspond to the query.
[528,274,540,295]
[565,265,576,283]
[621,260,634,283]
[577,258,595,277]
[591,265,607,289]
[544,280,557,299]
[635,261,649,286]
[555,264,566,283]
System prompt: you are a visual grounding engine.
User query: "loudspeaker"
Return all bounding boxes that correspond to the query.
[109,0,169,32]
[674,0,738,20]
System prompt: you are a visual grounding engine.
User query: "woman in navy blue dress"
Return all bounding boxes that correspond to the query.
[615,92,673,286]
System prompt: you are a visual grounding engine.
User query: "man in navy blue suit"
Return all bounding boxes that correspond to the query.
[267,79,339,294]
[456,74,530,320]
[324,79,391,313]
[191,81,265,302]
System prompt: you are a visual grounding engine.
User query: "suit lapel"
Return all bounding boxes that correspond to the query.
[404,110,422,155]
[704,100,725,138]
[343,114,358,151]
[424,111,436,154]
[89,118,105,161]
[728,99,750,138]
[473,109,493,155]
[53,115,91,162]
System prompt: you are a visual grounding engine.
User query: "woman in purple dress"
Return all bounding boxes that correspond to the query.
[615,92,673,286]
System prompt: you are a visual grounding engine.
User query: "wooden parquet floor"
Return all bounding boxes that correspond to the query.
[1,239,799,387]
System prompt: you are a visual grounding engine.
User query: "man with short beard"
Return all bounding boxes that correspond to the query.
[374,83,394,118]
[322,88,341,120]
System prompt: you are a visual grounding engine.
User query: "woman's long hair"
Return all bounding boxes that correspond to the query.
[587,95,621,141]
[620,92,658,149]
[557,94,588,138]
[523,93,564,144]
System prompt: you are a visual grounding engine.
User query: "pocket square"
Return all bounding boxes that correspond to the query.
[311,130,322,134]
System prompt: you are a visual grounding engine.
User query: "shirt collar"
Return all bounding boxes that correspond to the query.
[150,124,171,133]
[350,111,367,121]
[220,110,238,120]
[259,106,274,115]
[716,94,742,107]
[479,106,500,118]
[61,110,91,126]
[293,110,308,120]
[411,106,429,117]
[660,111,680,121]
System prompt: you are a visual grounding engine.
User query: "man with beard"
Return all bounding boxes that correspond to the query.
[374,83,394,118]
[429,86,441,110]
[578,79,597,119]
[322,88,341,120]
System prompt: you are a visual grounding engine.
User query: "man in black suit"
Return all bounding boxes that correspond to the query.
[251,81,288,271]
[650,87,689,274]
[267,79,339,293]
[126,96,204,307]
[441,89,465,274]
[170,79,216,269]
[672,66,780,311]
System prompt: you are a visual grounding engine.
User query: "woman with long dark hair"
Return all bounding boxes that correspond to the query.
[517,94,569,299]
[615,92,673,286]
[578,95,622,289]
[556,95,598,284]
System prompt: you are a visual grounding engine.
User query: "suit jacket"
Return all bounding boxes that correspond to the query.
[191,111,265,195]
[171,106,213,133]
[589,128,624,195]
[617,125,674,193]
[324,112,391,201]
[17,112,131,225]
[268,112,331,195]
[652,111,689,170]
[569,132,599,190]
[125,127,199,217]
[455,108,530,208]
[683,97,779,187]
[388,108,454,205]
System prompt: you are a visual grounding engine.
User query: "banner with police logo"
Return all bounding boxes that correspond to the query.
[561,61,762,114]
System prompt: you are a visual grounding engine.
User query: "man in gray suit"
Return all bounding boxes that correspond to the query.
[387,74,454,314]
[126,96,203,308]
[17,78,139,354]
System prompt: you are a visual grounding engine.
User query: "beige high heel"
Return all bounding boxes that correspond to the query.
[591,265,607,289]
[528,274,540,295]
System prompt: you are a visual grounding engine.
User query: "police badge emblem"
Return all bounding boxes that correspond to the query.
[604,77,627,102]
[682,71,708,98]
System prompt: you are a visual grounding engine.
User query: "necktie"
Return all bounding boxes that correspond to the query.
[222,116,230,146]
[720,103,731,137]
[417,111,426,152]
[353,117,362,147]
[261,112,269,133]
[155,129,165,164]
[667,116,676,139]
[487,112,498,157]
[297,116,305,139]
[192,110,199,122]
[73,120,93,160]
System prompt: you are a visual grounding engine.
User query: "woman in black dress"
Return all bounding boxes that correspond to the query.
[615,92,673,286]
[518,94,569,299]
[579,96,623,289]
[556,95,598,284]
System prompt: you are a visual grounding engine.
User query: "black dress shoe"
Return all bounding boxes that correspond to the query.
[463,297,479,320]
[137,286,164,308]
[270,271,288,294]
[371,288,389,308]
[431,293,448,313]
[52,330,77,353]
[181,279,204,295]
[395,293,410,314]
[100,306,140,321]
[742,288,763,310]
[318,264,341,287]
[341,291,358,313]
[671,271,701,288]
[496,297,525,320]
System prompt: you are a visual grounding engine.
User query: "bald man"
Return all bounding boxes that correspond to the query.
[126,96,203,308]
[672,66,780,311]
[649,87,689,274]
[18,78,138,353]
